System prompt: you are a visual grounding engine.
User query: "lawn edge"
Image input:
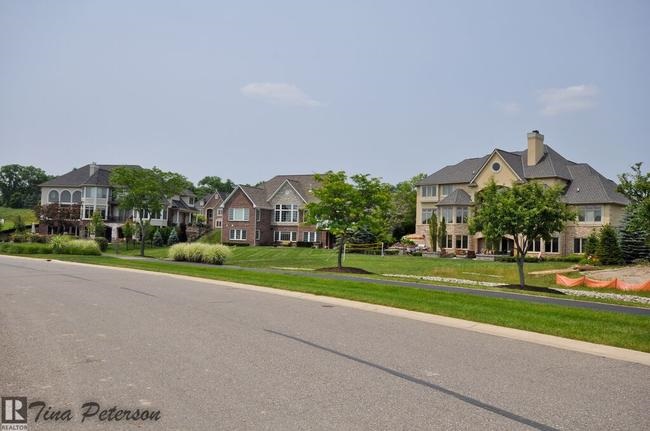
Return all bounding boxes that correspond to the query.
[4,254,649,366]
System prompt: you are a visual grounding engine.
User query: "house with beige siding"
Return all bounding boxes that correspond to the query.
[220,175,332,247]
[415,131,629,256]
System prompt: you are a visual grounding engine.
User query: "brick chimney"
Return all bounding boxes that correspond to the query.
[527,130,544,166]
[89,162,98,176]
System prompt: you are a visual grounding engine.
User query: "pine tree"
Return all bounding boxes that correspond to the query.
[428,212,438,252]
[596,224,623,265]
[619,212,650,263]
[167,228,179,246]
[438,217,447,251]
[584,230,599,258]
[153,229,163,247]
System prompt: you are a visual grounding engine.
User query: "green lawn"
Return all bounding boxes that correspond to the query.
[197,229,221,244]
[103,245,574,287]
[8,253,650,352]
[104,244,626,289]
[0,207,38,231]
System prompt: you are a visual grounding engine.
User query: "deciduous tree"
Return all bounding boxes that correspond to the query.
[306,171,392,269]
[0,164,51,208]
[389,173,427,240]
[469,180,575,288]
[110,167,190,256]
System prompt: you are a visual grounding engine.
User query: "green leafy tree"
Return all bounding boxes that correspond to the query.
[596,224,624,265]
[306,171,392,269]
[437,217,447,251]
[122,220,135,249]
[88,211,105,238]
[469,180,575,288]
[167,228,179,246]
[194,176,236,197]
[389,173,427,240]
[617,162,650,244]
[111,167,190,256]
[428,212,438,252]
[0,164,52,208]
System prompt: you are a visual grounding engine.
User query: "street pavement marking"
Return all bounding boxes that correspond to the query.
[3,255,649,367]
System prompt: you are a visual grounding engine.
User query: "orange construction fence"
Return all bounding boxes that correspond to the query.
[556,274,650,292]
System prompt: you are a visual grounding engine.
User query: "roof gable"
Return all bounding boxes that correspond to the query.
[469,150,523,187]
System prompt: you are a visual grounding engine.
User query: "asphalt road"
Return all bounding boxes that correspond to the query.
[1,255,648,430]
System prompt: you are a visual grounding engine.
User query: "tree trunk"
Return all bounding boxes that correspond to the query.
[337,235,344,270]
[139,222,145,257]
[516,257,525,289]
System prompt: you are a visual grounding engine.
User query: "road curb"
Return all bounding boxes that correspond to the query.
[5,255,650,366]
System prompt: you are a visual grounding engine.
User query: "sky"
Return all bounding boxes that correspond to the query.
[1,0,648,186]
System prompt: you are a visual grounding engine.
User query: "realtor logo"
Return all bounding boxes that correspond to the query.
[1,397,27,430]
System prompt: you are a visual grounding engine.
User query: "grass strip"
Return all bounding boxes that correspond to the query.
[23,253,650,353]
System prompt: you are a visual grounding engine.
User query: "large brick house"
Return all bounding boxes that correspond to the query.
[38,163,199,240]
[415,131,629,256]
[220,175,332,247]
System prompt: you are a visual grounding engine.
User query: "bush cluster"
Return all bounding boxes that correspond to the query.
[168,243,232,265]
[94,237,109,252]
[0,237,101,256]
[60,240,101,255]
[0,242,52,254]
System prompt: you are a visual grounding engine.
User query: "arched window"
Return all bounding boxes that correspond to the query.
[72,191,82,203]
[60,190,71,203]
[48,190,59,203]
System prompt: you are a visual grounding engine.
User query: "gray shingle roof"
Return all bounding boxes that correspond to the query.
[171,199,197,211]
[419,144,628,205]
[261,174,320,203]
[240,186,272,209]
[417,156,489,185]
[437,189,473,206]
[564,164,629,205]
[40,164,141,187]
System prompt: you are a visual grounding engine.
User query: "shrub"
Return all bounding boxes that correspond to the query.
[168,243,231,265]
[222,242,250,247]
[152,229,164,247]
[94,237,109,252]
[167,228,179,246]
[168,243,188,261]
[596,224,623,265]
[0,242,53,254]
[61,239,101,255]
[584,230,599,258]
[49,234,73,253]
[202,244,231,264]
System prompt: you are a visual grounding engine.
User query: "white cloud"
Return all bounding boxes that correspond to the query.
[240,82,322,107]
[538,84,598,116]
[495,101,521,115]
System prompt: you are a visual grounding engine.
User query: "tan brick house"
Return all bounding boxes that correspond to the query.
[199,191,228,229]
[220,175,332,247]
[415,131,629,256]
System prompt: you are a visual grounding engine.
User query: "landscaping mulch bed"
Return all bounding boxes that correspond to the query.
[317,267,373,274]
